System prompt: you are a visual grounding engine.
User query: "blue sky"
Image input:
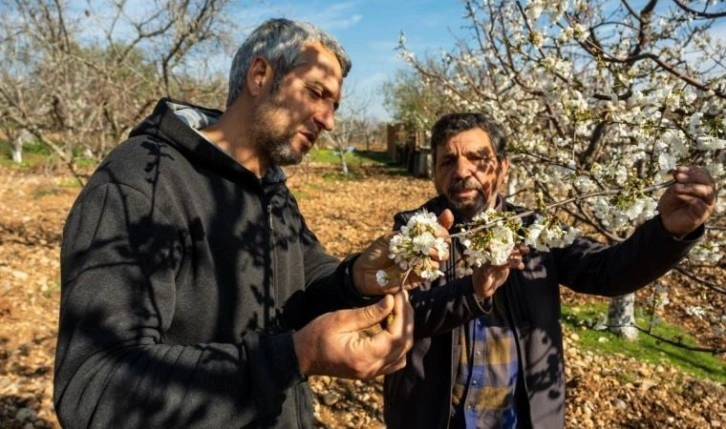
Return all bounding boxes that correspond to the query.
[232,0,472,120]
[65,0,725,121]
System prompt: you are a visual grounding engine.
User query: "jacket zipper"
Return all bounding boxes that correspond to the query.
[445,236,461,429]
[260,192,276,331]
[504,278,530,425]
[267,204,274,231]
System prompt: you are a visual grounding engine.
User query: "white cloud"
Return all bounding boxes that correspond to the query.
[296,1,363,31]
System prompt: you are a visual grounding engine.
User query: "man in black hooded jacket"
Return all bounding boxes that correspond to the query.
[54,18,439,429]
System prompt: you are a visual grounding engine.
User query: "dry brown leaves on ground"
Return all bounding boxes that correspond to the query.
[0,165,723,429]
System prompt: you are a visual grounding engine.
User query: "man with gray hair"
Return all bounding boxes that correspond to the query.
[383,112,716,429]
[54,18,440,428]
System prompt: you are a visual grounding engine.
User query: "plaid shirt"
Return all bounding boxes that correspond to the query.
[451,287,519,428]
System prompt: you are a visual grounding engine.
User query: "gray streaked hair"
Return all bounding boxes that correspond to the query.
[226,18,352,106]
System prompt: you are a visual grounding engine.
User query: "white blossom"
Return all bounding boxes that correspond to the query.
[388,211,449,282]
[376,270,390,287]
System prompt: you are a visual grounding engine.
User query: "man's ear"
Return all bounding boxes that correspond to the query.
[247,57,274,97]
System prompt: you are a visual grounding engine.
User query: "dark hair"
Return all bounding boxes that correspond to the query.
[430,112,508,167]
[226,18,351,106]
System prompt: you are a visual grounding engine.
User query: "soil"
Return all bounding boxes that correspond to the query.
[0,163,723,428]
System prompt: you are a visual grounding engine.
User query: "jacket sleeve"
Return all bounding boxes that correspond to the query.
[54,183,304,429]
[409,278,491,339]
[555,216,703,296]
[273,194,373,328]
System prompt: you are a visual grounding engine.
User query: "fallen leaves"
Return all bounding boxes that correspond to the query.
[0,164,722,429]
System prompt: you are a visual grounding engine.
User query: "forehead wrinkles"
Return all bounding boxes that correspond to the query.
[444,129,494,151]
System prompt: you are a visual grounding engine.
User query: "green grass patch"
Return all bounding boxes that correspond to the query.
[562,303,726,383]
[307,147,410,179]
[0,139,97,170]
[56,177,83,188]
[308,148,390,167]
[0,139,53,168]
[290,189,310,200]
[31,177,83,198]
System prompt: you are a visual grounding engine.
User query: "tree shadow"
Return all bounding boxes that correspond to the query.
[0,337,56,429]
[53,136,340,427]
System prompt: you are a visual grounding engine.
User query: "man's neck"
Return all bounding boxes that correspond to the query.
[199,104,269,178]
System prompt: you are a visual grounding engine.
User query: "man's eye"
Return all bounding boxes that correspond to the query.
[440,158,454,166]
[307,87,323,99]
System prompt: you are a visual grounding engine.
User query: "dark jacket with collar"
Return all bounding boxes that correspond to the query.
[55,98,363,428]
[383,195,701,429]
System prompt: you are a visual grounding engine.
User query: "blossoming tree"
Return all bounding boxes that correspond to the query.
[391,0,725,339]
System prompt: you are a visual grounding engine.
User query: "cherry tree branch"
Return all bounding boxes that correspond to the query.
[451,179,674,238]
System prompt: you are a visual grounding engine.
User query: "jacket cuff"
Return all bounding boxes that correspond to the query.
[340,253,378,307]
[654,215,705,243]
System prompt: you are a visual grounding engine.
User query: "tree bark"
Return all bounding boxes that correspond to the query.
[608,293,639,341]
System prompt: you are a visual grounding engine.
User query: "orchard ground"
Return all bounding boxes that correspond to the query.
[0,150,723,428]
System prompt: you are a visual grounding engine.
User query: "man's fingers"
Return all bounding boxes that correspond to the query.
[508,254,524,269]
[374,291,413,374]
[393,291,414,341]
[674,166,716,201]
[516,244,531,256]
[401,271,425,290]
[438,208,455,231]
[353,295,395,330]
[672,182,717,206]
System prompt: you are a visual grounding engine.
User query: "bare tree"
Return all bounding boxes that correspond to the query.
[0,0,234,183]
[325,86,373,175]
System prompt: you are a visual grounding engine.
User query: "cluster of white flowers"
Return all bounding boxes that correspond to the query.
[685,306,708,319]
[524,215,579,252]
[457,209,521,275]
[591,195,659,232]
[379,211,449,286]
[688,242,723,265]
[382,208,579,284]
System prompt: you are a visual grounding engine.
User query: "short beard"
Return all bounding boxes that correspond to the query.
[447,178,486,220]
[264,131,302,166]
[252,95,303,166]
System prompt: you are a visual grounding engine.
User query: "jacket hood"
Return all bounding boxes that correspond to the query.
[129,98,286,184]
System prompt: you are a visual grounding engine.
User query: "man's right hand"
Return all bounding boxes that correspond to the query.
[472,244,529,299]
[292,291,413,380]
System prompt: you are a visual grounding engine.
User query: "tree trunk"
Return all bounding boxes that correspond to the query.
[607,293,639,341]
[11,137,22,163]
[339,151,348,175]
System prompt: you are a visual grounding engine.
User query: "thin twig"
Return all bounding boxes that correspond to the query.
[674,267,726,294]
[451,179,675,238]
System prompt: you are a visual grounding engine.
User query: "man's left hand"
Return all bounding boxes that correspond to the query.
[353,209,455,295]
[658,165,717,238]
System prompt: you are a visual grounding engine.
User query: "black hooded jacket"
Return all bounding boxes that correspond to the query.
[55,98,363,428]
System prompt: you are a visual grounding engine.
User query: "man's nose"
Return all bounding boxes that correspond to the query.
[454,157,473,178]
[313,103,335,131]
